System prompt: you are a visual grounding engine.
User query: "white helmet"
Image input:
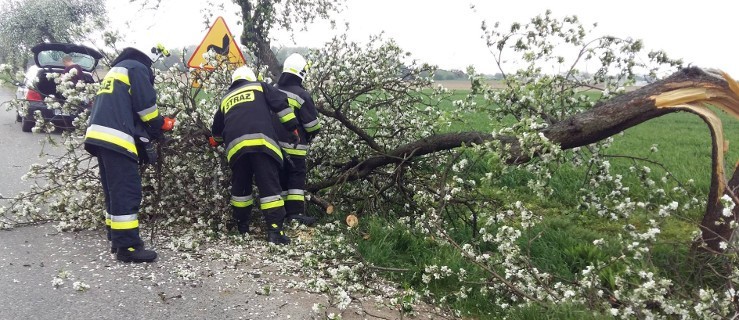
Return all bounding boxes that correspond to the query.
[282,53,309,79]
[232,66,257,83]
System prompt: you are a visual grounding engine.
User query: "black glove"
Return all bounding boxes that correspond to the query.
[135,137,158,165]
[287,129,300,145]
[306,132,317,143]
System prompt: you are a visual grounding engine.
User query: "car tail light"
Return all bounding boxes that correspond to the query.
[26,89,43,101]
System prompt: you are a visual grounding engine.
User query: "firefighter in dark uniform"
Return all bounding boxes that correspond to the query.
[84,45,175,263]
[273,53,321,226]
[210,66,299,245]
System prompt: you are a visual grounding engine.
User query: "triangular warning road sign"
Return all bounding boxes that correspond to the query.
[187,16,247,70]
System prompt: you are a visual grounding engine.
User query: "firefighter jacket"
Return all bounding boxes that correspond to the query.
[211,80,299,167]
[272,81,321,157]
[84,59,164,162]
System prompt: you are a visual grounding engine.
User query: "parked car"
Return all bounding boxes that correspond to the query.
[16,42,103,132]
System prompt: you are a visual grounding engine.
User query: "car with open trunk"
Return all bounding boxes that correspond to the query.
[16,42,103,132]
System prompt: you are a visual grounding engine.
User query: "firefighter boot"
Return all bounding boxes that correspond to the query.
[233,206,252,235]
[116,245,158,263]
[237,221,250,234]
[266,224,290,245]
[285,214,317,226]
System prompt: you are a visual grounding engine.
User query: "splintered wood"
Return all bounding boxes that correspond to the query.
[651,69,739,206]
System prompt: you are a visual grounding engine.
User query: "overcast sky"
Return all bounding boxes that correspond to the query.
[107,0,739,76]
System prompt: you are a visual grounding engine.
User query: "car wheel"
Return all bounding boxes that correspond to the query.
[21,116,34,132]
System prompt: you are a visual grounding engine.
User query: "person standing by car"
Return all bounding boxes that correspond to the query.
[61,55,84,84]
[84,45,175,263]
[210,65,299,245]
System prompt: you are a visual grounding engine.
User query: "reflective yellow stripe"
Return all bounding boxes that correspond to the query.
[288,98,301,109]
[305,123,321,133]
[97,68,130,95]
[231,198,254,207]
[226,138,282,162]
[231,195,254,207]
[110,220,139,230]
[279,112,296,123]
[86,131,137,155]
[279,142,308,156]
[286,194,304,201]
[107,72,130,86]
[110,214,138,230]
[284,148,307,156]
[85,127,138,155]
[105,219,112,226]
[260,199,284,210]
[304,119,321,133]
[139,107,160,122]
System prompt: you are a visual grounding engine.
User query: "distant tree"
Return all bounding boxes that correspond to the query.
[449,69,466,78]
[0,0,107,70]
[432,69,467,80]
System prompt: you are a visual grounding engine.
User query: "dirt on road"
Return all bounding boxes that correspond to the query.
[0,223,449,320]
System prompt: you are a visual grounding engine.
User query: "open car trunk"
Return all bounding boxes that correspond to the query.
[29,43,102,98]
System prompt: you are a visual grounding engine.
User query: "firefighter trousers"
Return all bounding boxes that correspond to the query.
[280,155,307,216]
[231,152,287,231]
[97,148,143,249]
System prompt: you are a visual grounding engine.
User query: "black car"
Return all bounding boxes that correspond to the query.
[16,43,103,132]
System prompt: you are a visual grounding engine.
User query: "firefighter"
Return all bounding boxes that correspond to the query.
[84,45,175,263]
[273,53,321,226]
[210,66,300,245]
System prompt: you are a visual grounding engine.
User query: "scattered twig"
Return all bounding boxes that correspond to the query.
[308,194,334,214]
[367,265,410,273]
[362,309,393,320]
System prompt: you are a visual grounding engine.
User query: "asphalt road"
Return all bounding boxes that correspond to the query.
[0,86,46,199]
[0,87,406,320]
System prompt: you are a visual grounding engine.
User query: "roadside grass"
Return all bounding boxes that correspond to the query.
[350,213,619,319]
[506,303,611,320]
[349,218,507,319]
[345,88,739,318]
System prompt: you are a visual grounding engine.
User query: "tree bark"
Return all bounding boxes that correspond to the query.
[235,0,282,79]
